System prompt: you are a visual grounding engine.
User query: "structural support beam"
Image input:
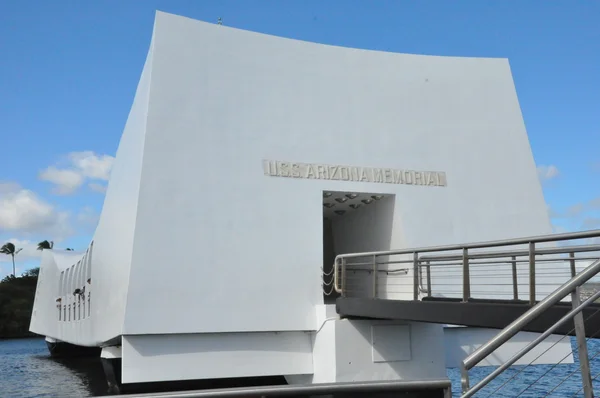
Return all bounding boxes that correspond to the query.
[572,287,593,398]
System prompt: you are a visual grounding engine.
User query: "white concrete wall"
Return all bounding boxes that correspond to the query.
[30,250,95,346]
[121,332,313,384]
[334,320,447,382]
[88,34,154,344]
[32,10,555,349]
[444,327,573,367]
[30,29,155,346]
[121,11,551,335]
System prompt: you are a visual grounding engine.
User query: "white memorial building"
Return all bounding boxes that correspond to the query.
[29,10,566,396]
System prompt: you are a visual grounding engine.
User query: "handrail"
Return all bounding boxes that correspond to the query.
[460,258,600,396]
[104,379,452,397]
[461,285,600,397]
[334,229,600,260]
[419,243,600,262]
[461,258,600,370]
[333,229,600,299]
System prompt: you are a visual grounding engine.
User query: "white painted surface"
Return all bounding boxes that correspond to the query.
[444,327,574,367]
[290,306,447,385]
[371,324,412,363]
[101,345,122,359]
[121,332,313,384]
[334,320,447,382]
[28,10,564,386]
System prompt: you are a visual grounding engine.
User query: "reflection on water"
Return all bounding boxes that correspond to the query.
[0,338,108,398]
[3,336,600,397]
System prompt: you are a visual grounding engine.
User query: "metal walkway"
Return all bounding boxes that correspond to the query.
[336,296,600,338]
[328,229,600,397]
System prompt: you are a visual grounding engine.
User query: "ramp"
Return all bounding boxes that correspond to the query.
[327,229,600,336]
[336,297,600,337]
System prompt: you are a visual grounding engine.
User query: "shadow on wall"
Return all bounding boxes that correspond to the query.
[322,195,396,303]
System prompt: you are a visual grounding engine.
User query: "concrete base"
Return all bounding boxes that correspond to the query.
[97,306,450,395]
[287,305,450,397]
[45,336,101,358]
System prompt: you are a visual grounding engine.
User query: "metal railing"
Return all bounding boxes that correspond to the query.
[332,229,600,304]
[459,258,600,398]
[104,378,452,397]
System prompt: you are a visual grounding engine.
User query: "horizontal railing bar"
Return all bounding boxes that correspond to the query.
[420,244,600,262]
[461,287,600,398]
[462,258,600,371]
[335,230,600,260]
[106,379,453,398]
[348,258,599,271]
[346,260,414,266]
[423,259,595,267]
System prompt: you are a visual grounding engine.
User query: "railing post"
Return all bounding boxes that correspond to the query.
[426,261,432,297]
[460,362,470,394]
[413,252,419,301]
[372,255,378,299]
[529,242,536,305]
[511,256,518,300]
[572,286,593,398]
[341,258,347,298]
[570,251,576,277]
[463,248,470,302]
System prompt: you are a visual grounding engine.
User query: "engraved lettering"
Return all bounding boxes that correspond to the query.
[340,167,349,180]
[414,171,423,185]
[437,172,447,187]
[393,170,403,184]
[360,168,369,182]
[291,163,301,178]
[426,172,435,186]
[384,169,393,183]
[316,165,327,179]
[262,160,446,187]
[329,166,339,180]
[280,162,290,177]
[373,168,383,183]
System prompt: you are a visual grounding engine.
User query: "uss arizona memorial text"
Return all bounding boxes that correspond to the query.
[263,160,447,187]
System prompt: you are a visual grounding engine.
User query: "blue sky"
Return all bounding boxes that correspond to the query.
[0,1,598,277]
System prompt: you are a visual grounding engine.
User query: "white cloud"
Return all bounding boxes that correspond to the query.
[88,182,108,193]
[39,167,85,195]
[39,151,114,195]
[537,165,560,182]
[0,182,72,239]
[69,151,114,181]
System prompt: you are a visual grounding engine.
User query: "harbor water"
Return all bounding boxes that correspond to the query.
[1,337,599,397]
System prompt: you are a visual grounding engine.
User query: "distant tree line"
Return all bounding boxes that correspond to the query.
[0,268,39,339]
[0,239,74,339]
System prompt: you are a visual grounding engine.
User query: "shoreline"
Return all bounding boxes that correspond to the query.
[0,334,42,341]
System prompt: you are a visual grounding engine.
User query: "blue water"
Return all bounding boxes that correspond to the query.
[0,338,108,397]
[1,337,599,397]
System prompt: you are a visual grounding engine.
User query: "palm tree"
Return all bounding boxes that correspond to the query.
[1,242,22,277]
[37,240,54,250]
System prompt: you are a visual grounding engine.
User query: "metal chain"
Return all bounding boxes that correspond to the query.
[322,283,335,296]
